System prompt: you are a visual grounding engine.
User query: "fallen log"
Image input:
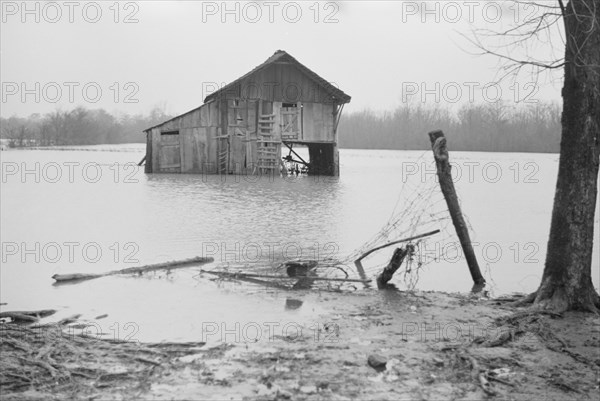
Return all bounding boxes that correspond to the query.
[52,256,214,284]
[200,270,371,284]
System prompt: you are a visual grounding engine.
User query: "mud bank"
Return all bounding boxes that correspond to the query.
[1,290,599,400]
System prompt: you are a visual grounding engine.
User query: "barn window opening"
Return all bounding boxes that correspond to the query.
[161,130,179,136]
[282,103,297,108]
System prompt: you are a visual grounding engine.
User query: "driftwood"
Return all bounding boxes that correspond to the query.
[200,270,371,284]
[0,310,57,324]
[428,130,485,287]
[0,323,206,396]
[52,256,214,284]
[376,245,413,289]
[216,273,293,290]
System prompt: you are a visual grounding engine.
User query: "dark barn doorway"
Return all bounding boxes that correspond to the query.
[307,143,335,176]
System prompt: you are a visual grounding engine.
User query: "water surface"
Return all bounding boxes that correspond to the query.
[1,145,598,341]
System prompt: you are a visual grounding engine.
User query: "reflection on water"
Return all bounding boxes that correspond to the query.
[143,172,343,265]
[1,145,598,342]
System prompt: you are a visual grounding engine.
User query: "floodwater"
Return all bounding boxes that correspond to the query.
[1,145,598,342]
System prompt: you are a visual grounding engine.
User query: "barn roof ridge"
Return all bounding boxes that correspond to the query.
[203,49,351,104]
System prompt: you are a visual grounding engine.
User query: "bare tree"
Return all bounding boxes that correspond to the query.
[466,0,599,312]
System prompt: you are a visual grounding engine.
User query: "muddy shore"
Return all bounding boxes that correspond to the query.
[1,290,599,400]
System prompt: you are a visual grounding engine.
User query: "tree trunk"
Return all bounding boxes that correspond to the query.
[533,0,600,312]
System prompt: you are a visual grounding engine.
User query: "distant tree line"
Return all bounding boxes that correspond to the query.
[0,107,172,147]
[339,101,561,153]
[1,101,561,153]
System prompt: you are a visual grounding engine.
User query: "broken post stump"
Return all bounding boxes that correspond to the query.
[354,230,440,288]
[428,130,485,287]
[376,245,412,289]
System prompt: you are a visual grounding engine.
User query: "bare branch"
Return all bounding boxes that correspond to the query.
[460,0,568,84]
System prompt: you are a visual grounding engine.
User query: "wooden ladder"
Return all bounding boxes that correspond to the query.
[218,145,228,173]
[257,114,280,174]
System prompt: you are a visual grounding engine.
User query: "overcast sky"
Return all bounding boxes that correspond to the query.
[1,1,565,118]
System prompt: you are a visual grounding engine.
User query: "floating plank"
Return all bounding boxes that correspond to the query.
[52,256,214,284]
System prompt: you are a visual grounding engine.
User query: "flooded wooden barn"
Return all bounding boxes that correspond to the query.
[143,50,351,176]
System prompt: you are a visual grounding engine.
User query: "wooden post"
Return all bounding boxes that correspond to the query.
[428,130,485,287]
[144,131,152,173]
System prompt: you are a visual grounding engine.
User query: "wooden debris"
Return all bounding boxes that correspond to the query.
[355,230,440,263]
[51,256,214,284]
[0,310,57,324]
[0,310,56,319]
[354,230,439,287]
[283,260,318,277]
[461,353,497,396]
[292,277,316,290]
[0,323,206,397]
[200,269,371,284]
[0,313,38,323]
[376,245,413,289]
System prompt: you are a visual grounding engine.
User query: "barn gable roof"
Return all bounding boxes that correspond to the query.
[145,50,350,132]
[203,50,351,104]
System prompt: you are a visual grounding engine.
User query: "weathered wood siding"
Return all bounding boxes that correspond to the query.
[149,101,220,173]
[147,99,337,173]
[223,64,336,105]
[301,102,335,143]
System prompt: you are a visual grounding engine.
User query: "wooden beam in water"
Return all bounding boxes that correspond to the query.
[52,256,214,284]
[200,270,371,284]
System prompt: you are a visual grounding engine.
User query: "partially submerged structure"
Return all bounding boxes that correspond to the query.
[143,50,351,176]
